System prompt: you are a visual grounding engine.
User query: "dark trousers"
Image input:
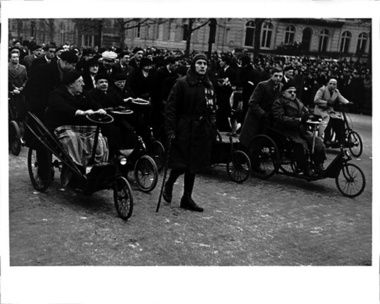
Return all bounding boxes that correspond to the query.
[166,168,195,196]
[324,117,345,143]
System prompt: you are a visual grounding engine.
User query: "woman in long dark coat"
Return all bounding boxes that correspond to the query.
[163,53,217,212]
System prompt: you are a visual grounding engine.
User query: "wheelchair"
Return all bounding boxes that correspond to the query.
[24,111,134,221]
[210,130,251,183]
[105,106,159,193]
[8,94,22,156]
[126,98,166,171]
[323,103,363,158]
[246,118,366,198]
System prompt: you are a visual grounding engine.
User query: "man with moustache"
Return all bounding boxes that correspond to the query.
[272,81,326,176]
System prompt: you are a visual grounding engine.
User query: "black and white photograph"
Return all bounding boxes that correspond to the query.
[1,1,379,303]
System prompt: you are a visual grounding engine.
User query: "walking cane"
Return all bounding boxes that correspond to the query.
[156,136,173,212]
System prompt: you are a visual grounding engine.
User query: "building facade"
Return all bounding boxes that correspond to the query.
[8,18,371,60]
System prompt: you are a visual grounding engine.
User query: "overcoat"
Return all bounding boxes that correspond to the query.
[272,95,311,150]
[45,86,101,131]
[272,95,326,164]
[8,63,28,90]
[239,78,282,147]
[24,60,63,121]
[314,85,349,119]
[165,69,217,173]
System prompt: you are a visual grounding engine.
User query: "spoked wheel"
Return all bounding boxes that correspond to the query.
[113,176,134,221]
[216,130,223,143]
[226,150,251,183]
[248,135,280,179]
[346,131,363,158]
[335,163,365,198]
[9,120,21,156]
[149,140,165,171]
[27,147,51,192]
[279,158,297,174]
[279,147,299,174]
[134,155,158,192]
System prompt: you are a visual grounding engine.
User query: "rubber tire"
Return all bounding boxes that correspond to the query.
[149,140,165,171]
[347,131,363,158]
[226,150,251,183]
[335,163,366,198]
[134,155,158,192]
[247,135,280,179]
[27,147,50,192]
[113,176,134,220]
[9,120,21,156]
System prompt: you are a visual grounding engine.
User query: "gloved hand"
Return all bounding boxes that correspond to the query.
[167,132,176,141]
[301,114,311,124]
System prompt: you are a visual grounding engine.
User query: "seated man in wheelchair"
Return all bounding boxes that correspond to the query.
[45,71,117,184]
[272,81,326,176]
[87,73,136,150]
[314,78,350,147]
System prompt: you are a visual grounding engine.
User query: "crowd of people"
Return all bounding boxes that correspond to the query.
[8,38,372,210]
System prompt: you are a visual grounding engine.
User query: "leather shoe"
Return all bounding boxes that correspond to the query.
[303,167,318,177]
[252,165,265,174]
[162,182,173,203]
[60,165,72,187]
[313,163,325,173]
[180,195,204,212]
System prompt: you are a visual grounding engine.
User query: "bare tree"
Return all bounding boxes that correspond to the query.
[73,19,103,47]
[183,18,210,56]
[115,18,168,49]
[39,19,55,44]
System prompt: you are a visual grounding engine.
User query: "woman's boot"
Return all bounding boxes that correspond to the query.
[180,193,204,212]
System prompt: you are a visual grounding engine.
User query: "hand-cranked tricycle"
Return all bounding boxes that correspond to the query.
[323,103,363,158]
[210,131,252,183]
[105,105,159,193]
[24,111,134,220]
[246,119,366,198]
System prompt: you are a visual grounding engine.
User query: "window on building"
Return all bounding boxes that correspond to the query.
[340,31,351,53]
[318,29,329,52]
[59,22,65,43]
[356,32,368,53]
[284,25,295,44]
[244,21,255,47]
[165,21,172,41]
[261,22,273,48]
[83,35,93,47]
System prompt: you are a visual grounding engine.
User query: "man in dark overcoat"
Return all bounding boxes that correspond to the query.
[272,81,326,175]
[214,55,238,132]
[163,53,217,212]
[238,56,262,124]
[24,51,79,184]
[239,66,283,148]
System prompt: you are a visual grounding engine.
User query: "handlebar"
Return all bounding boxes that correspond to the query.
[86,113,114,124]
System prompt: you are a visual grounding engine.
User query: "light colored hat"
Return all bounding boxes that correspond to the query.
[102,51,117,61]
